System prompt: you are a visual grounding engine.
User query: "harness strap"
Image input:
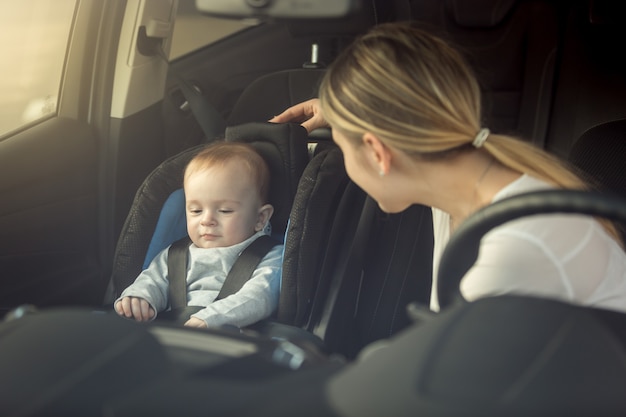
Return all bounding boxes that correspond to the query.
[167,236,192,310]
[216,235,277,301]
[167,235,278,310]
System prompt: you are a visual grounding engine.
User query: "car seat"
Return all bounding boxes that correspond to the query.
[108,122,310,299]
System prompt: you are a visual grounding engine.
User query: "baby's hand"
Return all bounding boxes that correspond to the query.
[114,297,155,322]
[184,317,208,328]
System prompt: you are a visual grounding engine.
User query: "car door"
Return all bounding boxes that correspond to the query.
[0,0,106,313]
[0,0,178,314]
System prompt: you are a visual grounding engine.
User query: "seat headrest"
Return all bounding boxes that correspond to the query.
[227,69,326,126]
[569,119,626,198]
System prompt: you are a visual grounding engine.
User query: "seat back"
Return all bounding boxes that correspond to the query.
[109,122,310,298]
[280,145,434,358]
[326,295,626,416]
[278,146,352,326]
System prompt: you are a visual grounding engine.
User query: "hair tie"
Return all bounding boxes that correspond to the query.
[472,128,490,148]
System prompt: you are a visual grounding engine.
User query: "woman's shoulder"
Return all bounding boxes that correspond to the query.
[484,197,618,264]
[487,174,620,251]
[491,174,554,203]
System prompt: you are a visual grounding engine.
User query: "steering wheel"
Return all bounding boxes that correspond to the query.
[437,189,626,310]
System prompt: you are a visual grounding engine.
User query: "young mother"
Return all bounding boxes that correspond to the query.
[271,22,626,313]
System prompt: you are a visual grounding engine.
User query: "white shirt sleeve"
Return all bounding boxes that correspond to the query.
[116,248,170,314]
[434,174,626,313]
[460,213,619,308]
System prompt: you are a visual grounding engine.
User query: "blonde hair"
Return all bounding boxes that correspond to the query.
[185,141,271,203]
[319,22,621,243]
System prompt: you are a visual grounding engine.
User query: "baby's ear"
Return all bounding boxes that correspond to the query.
[255,204,274,232]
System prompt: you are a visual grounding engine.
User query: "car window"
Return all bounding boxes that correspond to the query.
[170,0,256,60]
[0,0,77,139]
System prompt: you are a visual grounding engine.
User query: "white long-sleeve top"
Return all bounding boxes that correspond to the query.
[431,174,626,313]
[117,231,282,328]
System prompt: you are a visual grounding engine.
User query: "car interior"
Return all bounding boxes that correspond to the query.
[1,0,626,415]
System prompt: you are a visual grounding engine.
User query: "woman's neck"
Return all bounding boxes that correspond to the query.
[418,151,521,228]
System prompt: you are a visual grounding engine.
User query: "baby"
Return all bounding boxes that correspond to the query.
[115,141,282,328]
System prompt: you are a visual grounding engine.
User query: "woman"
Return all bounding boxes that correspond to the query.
[271,22,626,313]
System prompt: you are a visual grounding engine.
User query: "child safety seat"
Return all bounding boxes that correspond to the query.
[109,122,310,303]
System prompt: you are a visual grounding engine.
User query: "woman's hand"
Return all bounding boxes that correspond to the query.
[269,98,328,133]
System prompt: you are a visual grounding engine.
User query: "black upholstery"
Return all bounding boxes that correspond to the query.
[279,147,351,326]
[0,309,173,416]
[569,119,626,199]
[91,298,626,416]
[110,122,309,298]
[309,198,434,359]
[227,69,326,126]
[280,146,434,358]
[325,296,626,417]
[352,203,433,347]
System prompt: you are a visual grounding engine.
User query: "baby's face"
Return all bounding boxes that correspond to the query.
[184,160,265,249]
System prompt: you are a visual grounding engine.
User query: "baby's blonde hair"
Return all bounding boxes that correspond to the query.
[185,141,270,204]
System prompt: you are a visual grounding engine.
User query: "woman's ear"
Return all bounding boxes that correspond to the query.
[362,132,392,176]
[255,204,274,232]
